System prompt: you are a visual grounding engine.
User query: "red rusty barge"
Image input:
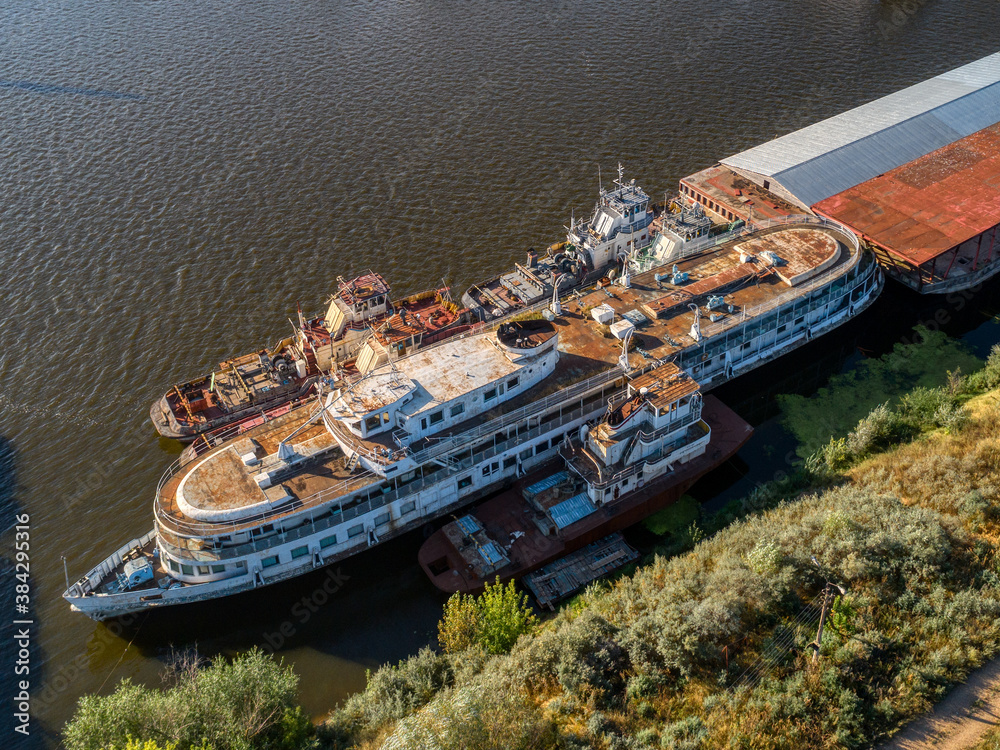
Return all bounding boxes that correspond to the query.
[419,366,752,596]
[150,272,470,441]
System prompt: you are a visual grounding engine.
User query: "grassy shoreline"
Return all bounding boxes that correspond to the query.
[64,343,1000,750]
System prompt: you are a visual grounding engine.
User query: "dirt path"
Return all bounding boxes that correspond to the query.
[879,659,1000,750]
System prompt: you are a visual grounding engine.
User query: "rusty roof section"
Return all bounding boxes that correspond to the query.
[629,364,700,409]
[735,229,841,286]
[339,271,390,305]
[812,122,1000,266]
[680,164,801,222]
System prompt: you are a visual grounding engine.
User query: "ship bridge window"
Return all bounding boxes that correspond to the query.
[365,415,381,432]
[211,564,225,574]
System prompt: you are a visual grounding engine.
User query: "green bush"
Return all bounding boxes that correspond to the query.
[438,580,537,656]
[965,344,1000,392]
[64,649,309,750]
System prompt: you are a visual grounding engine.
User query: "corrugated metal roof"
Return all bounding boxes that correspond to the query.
[550,493,596,530]
[478,542,506,567]
[813,122,1000,265]
[524,471,569,500]
[720,53,1000,207]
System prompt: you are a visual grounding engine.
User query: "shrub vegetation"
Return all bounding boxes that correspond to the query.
[66,342,1000,750]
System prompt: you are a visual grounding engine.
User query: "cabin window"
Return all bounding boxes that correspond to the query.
[167,559,178,572]
[261,524,274,534]
[181,564,194,576]
[421,418,427,430]
[291,545,309,559]
[503,457,517,469]
[450,403,465,417]
[483,387,497,401]
[519,448,533,461]
[211,564,225,574]
[429,411,444,426]
[623,478,630,488]
[508,376,519,390]
[197,566,210,575]
[320,534,337,548]
[458,476,473,490]
[535,440,549,454]
[763,180,771,190]
[235,561,246,569]
[777,324,788,333]
[365,415,381,432]
[348,524,364,538]
[400,501,416,515]
[375,512,391,526]
[261,556,278,568]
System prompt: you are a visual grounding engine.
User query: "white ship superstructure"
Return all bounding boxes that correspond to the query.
[66,180,881,620]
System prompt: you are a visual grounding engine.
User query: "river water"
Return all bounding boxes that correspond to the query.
[1,0,999,745]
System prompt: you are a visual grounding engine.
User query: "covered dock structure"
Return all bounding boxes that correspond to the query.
[680,51,1000,293]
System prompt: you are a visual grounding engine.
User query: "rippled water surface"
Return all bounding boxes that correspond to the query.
[1,0,999,743]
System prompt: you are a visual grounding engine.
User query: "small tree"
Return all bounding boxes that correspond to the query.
[476,580,538,655]
[438,592,479,654]
[438,580,537,655]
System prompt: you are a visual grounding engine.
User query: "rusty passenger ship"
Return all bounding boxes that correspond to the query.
[64,169,881,619]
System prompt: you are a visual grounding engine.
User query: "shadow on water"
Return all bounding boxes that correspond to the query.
[0,438,49,749]
[706,275,1000,512]
[120,523,445,683]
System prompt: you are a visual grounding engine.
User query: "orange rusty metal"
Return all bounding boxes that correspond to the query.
[813,122,1000,267]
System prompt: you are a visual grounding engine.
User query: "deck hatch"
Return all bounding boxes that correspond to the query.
[550,492,597,529]
[524,471,569,500]
[456,515,482,536]
[478,542,506,566]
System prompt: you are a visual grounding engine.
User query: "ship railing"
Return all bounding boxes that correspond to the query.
[630,213,861,276]
[405,367,626,467]
[562,413,705,491]
[695,242,878,342]
[154,464,378,538]
[66,530,156,597]
[156,380,626,547]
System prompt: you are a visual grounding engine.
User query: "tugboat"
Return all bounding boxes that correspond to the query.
[417,365,752,595]
[150,273,470,441]
[463,165,657,320]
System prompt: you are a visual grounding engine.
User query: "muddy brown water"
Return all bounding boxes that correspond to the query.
[0,1,999,745]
